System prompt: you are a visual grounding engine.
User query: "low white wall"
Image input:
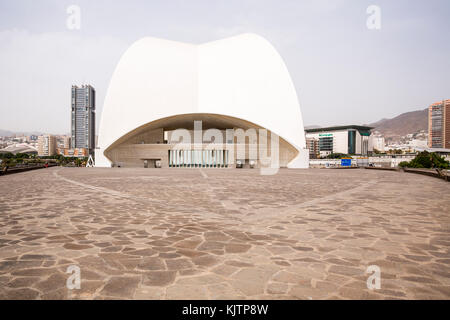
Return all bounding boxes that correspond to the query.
[309,155,417,168]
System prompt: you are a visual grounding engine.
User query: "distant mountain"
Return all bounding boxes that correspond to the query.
[368,108,428,139]
[0,130,44,137]
[0,129,14,137]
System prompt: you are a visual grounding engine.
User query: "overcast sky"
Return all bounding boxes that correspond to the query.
[0,0,449,134]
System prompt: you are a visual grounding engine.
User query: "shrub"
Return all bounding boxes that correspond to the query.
[398,161,409,168]
[0,152,14,159]
[325,153,351,159]
[15,153,30,159]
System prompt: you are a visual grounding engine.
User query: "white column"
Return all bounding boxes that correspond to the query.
[210,150,213,167]
[202,150,205,167]
[207,150,210,167]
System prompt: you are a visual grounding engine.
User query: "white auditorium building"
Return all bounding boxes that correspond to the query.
[95,34,309,169]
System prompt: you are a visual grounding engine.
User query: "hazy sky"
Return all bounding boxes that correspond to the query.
[0,0,449,134]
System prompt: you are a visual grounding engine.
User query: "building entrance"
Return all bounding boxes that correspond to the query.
[168,149,229,168]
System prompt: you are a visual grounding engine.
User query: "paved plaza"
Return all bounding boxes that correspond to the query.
[0,167,449,299]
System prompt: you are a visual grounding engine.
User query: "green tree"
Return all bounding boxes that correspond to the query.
[400,151,449,169]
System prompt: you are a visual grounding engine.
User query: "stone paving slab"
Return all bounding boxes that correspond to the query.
[0,167,449,300]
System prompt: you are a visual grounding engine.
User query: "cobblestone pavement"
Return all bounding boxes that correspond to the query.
[0,167,449,300]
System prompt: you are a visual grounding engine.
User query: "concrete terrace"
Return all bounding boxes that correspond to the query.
[0,167,449,299]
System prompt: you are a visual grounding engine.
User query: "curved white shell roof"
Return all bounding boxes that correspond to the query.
[96,33,308,168]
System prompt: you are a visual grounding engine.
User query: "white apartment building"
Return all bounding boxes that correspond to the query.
[37,135,56,156]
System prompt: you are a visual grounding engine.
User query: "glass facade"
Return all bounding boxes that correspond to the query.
[430,105,443,147]
[71,85,96,151]
[168,149,229,168]
[319,137,333,152]
[348,130,356,154]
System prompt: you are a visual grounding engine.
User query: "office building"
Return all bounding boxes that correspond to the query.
[71,85,96,154]
[305,125,373,157]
